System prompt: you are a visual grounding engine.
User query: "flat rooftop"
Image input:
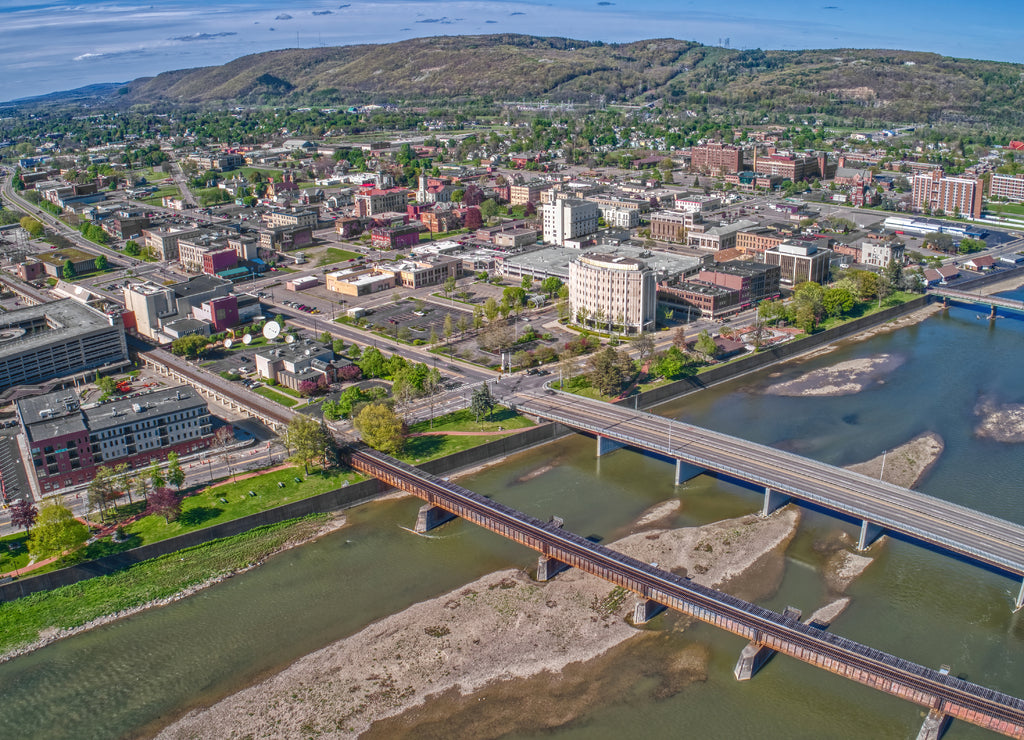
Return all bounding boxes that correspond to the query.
[0,299,117,359]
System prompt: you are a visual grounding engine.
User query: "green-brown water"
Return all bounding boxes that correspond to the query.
[1,299,1023,739]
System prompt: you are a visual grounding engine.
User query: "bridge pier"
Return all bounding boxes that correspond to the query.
[916,708,952,740]
[1016,579,1024,612]
[414,504,456,533]
[596,434,624,457]
[674,459,704,485]
[761,487,791,517]
[632,598,667,625]
[537,555,570,581]
[857,520,884,551]
[735,607,802,680]
[990,304,998,320]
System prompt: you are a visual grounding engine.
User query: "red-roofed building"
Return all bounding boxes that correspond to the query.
[355,187,411,217]
[1009,141,1024,151]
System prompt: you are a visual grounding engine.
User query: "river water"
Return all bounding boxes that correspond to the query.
[2,297,1024,740]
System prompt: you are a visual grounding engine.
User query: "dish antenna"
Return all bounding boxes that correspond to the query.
[224,338,233,349]
[262,322,281,341]
[242,333,253,345]
[285,334,296,344]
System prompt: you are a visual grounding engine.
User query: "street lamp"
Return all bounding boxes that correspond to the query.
[879,450,887,482]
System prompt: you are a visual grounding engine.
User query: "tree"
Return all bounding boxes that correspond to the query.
[147,487,182,524]
[471,384,496,422]
[113,462,134,505]
[650,346,688,379]
[95,374,119,400]
[171,334,211,359]
[479,199,499,220]
[502,286,527,307]
[483,296,500,323]
[124,239,141,256]
[94,254,108,271]
[822,286,855,318]
[472,305,484,329]
[463,206,482,230]
[333,338,346,354]
[87,465,119,520]
[9,498,38,534]
[19,217,43,238]
[284,415,331,474]
[588,347,633,397]
[631,333,656,365]
[694,330,719,360]
[456,314,470,335]
[442,276,457,299]
[540,276,563,297]
[521,275,533,292]
[148,460,166,491]
[320,331,333,346]
[62,259,75,281]
[443,313,454,341]
[28,501,89,560]
[166,451,186,491]
[353,403,405,455]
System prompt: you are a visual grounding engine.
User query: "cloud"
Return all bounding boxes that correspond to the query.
[486,19,497,23]
[275,14,292,20]
[312,10,332,15]
[510,11,526,15]
[73,48,150,62]
[170,32,237,41]
[416,17,463,24]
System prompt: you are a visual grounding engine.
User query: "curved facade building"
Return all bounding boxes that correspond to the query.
[569,253,656,335]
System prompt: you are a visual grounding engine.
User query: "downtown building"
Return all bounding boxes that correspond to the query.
[16,386,213,493]
[0,300,129,392]
[569,253,656,334]
[542,198,600,246]
[910,170,983,219]
[690,142,744,175]
[989,173,1024,203]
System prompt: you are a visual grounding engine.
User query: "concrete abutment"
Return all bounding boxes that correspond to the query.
[734,607,802,681]
[414,504,456,534]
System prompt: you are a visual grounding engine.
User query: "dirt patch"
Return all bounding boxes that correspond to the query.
[846,432,945,488]
[762,353,906,397]
[974,398,1024,443]
[156,509,800,740]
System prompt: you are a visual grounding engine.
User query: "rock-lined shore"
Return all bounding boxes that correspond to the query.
[158,508,801,739]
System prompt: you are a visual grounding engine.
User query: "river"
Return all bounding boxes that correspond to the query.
[2,296,1023,739]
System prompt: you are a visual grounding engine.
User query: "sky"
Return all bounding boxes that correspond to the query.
[1,0,1022,103]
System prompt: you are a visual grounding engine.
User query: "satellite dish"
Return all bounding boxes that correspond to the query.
[224,338,233,349]
[285,334,296,344]
[262,321,281,340]
[242,333,253,345]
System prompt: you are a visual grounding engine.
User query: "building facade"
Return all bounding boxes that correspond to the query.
[763,240,832,284]
[17,386,212,492]
[988,173,1024,203]
[542,198,599,246]
[911,170,983,219]
[690,142,743,175]
[569,254,656,334]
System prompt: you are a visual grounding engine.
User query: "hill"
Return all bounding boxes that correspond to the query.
[66,35,1024,126]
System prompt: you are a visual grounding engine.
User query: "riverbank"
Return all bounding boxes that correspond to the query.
[0,514,346,664]
[158,507,801,739]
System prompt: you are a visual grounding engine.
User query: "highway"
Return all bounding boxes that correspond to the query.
[350,447,1024,738]
[513,390,1024,587]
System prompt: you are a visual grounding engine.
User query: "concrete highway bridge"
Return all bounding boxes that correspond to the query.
[931,287,1024,317]
[347,446,1024,739]
[512,391,1024,611]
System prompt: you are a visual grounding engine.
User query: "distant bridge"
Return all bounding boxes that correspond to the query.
[931,287,1024,316]
[347,446,1024,739]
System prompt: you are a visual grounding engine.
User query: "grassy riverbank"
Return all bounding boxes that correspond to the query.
[0,515,333,659]
[400,406,535,464]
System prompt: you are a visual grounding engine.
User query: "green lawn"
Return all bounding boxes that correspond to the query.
[140,186,180,206]
[235,167,281,182]
[400,433,516,464]
[0,516,330,656]
[122,466,362,546]
[270,383,302,398]
[317,247,362,266]
[254,386,298,407]
[988,202,1024,218]
[0,531,31,575]
[408,406,534,434]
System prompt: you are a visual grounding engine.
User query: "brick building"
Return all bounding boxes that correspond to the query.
[910,170,983,219]
[690,142,743,175]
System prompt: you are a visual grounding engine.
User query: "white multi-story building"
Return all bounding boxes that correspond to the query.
[861,239,905,268]
[989,173,1024,203]
[569,253,656,334]
[599,205,640,229]
[542,197,599,246]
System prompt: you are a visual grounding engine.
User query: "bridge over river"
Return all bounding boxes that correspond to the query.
[347,446,1024,739]
[509,391,1024,611]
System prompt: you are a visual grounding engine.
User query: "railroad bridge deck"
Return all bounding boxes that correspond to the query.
[347,446,1024,738]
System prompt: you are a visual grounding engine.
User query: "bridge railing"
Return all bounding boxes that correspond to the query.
[518,398,1024,576]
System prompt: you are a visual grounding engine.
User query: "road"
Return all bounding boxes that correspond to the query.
[514,390,1024,585]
